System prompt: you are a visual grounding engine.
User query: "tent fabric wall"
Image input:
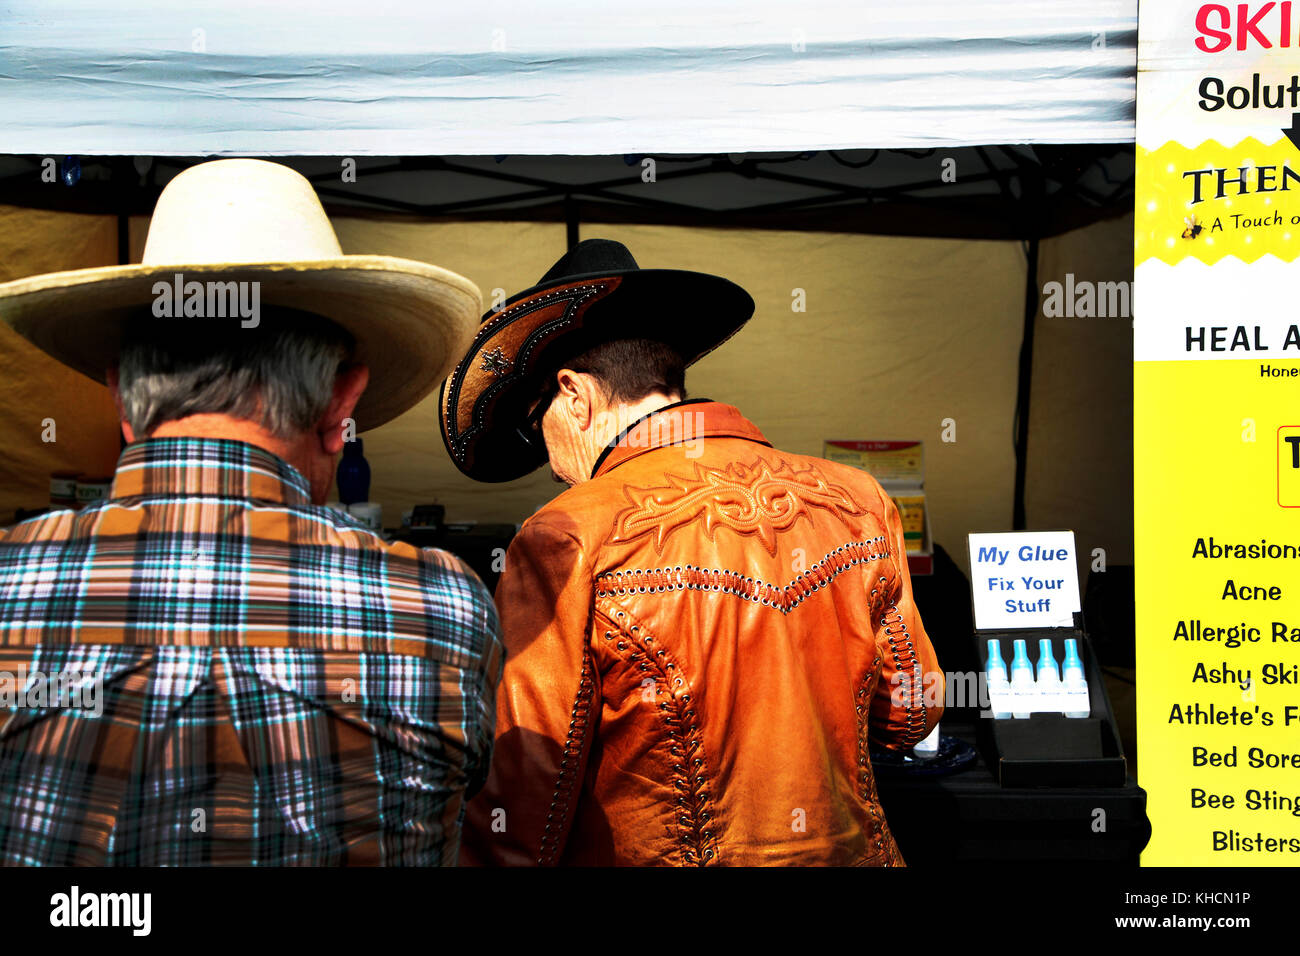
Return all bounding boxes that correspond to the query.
[0,205,124,517]
[1026,213,1136,583]
[7,209,1132,587]
[1,2,1136,155]
[335,219,1030,579]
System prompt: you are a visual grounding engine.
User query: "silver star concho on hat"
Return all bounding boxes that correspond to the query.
[480,347,511,376]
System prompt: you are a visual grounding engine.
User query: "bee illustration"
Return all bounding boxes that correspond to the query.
[1182,215,1203,239]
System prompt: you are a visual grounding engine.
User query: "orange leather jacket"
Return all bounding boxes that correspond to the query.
[460,400,943,866]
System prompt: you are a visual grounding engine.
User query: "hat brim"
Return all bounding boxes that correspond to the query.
[0,257,482,432]
[441,267,754,483]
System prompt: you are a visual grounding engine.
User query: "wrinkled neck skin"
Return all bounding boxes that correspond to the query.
[545,391,680,486]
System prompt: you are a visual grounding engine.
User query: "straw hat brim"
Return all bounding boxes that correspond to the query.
[0,256,481,432]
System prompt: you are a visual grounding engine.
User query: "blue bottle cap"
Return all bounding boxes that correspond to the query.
[1036,638,1060,680]
[986,639,1008,678]
[1063,638,1085,673]
[1011,638,1033,673]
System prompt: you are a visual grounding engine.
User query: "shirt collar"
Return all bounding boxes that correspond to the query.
[590,399,771,480]
[109,437,314,506]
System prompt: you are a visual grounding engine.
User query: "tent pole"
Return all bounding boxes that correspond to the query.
[1012,234,1039,530]
[565,195,579,251]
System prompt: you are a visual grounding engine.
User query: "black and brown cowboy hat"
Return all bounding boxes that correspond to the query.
[439,238,754,482]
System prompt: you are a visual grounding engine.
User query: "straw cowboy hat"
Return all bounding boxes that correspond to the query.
[440,238,754,482]
[0,158,482,431]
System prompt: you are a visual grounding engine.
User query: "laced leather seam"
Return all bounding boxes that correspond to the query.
[536,648,596,865]
[595,603,719,866]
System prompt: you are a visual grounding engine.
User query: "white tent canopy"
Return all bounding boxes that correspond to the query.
[0,1,1136,156]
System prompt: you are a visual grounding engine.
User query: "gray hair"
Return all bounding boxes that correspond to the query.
[116,308,355,438]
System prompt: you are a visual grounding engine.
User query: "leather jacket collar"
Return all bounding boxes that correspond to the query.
[590,399,772,480]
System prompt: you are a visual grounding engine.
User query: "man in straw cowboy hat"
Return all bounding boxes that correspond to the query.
[0,159,502,865]
[442,238,944,866]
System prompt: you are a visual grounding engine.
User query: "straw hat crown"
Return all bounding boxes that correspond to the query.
[141,159,344,264]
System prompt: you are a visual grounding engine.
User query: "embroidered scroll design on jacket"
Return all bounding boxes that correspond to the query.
[612,458,870,554]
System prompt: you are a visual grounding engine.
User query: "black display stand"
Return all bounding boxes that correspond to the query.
[872,602,1149,864]
[975,623,1128,787]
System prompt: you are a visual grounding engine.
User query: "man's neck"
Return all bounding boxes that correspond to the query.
[573,392,682,483]
[604,392,680,439]
[147,416,321,498]
[591,391,682,453]
[149,415,298,459]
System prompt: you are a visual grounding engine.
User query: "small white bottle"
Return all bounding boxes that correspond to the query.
[1062,638,1091,718]
[1035,638,1064,714]
[913,723,941,759]
[1009,639,1035,719]
[985,638,1012,719]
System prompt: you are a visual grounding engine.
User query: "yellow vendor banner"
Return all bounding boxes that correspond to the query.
[1137,2,1300,865]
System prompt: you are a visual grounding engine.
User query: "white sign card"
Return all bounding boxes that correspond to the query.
[967,530,1082,630]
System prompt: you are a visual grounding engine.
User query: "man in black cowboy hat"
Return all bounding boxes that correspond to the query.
[443,239,943,866]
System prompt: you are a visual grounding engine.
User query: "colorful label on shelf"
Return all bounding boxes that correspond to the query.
[822,440,924,484]
[892,494,927,552]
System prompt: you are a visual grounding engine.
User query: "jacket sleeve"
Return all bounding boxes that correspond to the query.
[458,518,598,866]
[868,491,944,752]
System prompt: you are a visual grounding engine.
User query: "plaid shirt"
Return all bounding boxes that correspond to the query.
[0,437,502,866]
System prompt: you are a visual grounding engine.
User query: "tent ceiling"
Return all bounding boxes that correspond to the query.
[0,2,1135,156]
[0,146,1134,241]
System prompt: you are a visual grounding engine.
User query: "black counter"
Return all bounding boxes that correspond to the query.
[875,721,1150,865]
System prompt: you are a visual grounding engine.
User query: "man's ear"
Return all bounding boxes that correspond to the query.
[104,366,136,443]
[554,368,597,431]
[317,363,370,455]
